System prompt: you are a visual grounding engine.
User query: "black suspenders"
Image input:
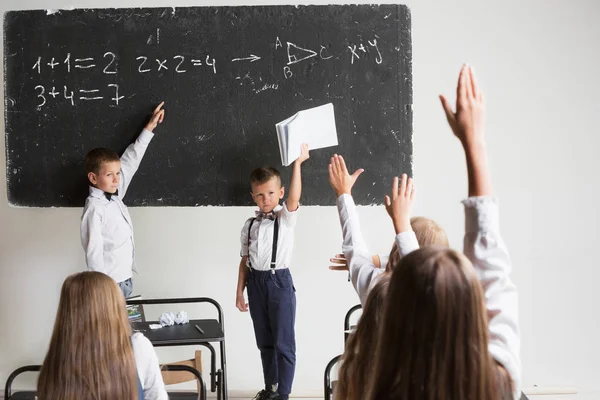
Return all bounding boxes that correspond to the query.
[247,216,279,274]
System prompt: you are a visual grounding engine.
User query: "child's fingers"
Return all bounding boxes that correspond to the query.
[154,101,165,114]
[332,253,345,259]
[464,65,474,100]
[158,110,165,123]
[410,184,417,200]
[351,168,364,182]
[328,163,335,183]
[335,155,344,177]
[331,154,339,176]
[439,95,455,124]
[405,177,414,197]
[469,66,481,100]
[338,154,348,174]
[458,64,468,104]
[329,265,349,271]
[384,194,391,207]
[399,173,408,196]
[391,176,399,200]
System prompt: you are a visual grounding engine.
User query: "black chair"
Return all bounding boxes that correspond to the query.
[323,355,341,400]
[4,364,206,400]
[343,304,362,345]
[324,305,363,400]
[162,364,207,400]
[4,365,40,400]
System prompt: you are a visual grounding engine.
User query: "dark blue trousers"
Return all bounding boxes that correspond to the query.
[247,268,296,398]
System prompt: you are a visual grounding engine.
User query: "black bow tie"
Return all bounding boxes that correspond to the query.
[105,190,118,201]
[255,211,276,220]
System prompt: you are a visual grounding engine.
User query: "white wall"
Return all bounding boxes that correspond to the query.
[0,0,598,398]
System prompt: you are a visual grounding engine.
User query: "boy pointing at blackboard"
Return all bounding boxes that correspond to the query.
[236,144,310,400]
[80,102,165,298]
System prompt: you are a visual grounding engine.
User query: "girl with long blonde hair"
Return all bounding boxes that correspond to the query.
[38,271,168,400]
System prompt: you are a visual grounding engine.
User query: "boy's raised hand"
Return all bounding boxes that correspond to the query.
[296,143,310,164]
[145,101,165,132]
[328,154,364,197]
[384,173,415,234]
[439,65,485,147]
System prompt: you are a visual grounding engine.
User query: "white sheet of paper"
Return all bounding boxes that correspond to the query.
[280,103,338,166]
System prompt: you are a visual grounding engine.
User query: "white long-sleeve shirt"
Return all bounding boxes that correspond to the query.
[462,196,521,399]
[80,129,154,283]
[131,332,168,400]
[336,194,418,305]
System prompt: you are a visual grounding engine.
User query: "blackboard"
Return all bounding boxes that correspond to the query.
[4,5,412,207]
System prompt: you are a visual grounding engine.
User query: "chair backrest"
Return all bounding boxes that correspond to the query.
[344,304,362,345]
[160,364,206,400]
[323,355,342,400]
[160,350,203,392]
[4,365,41,399]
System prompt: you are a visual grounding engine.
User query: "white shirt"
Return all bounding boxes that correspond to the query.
[336,194,418,305]
[131,332,168,400]
[80,129,154,283]
[462,196,521,399]
[240,202,298,271]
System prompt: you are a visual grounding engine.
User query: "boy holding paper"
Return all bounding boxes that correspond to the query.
[235,144,310,400]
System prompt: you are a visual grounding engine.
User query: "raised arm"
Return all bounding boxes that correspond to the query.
[119,102,165,198]
[329,154,383,304]
[385,174,420,258]
[286,143,309,211]
[441,65,521,398]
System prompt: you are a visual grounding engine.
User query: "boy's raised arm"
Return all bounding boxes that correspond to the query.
[285,143,309,212]
[119,101,165,198]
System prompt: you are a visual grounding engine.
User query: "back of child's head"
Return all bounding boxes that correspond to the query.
[336,274,391,400]
[366,245,512,400]
[411,216,449,247]
[38,271,137,400]
[84,147,120,175]
[250,166,281,187]
[385,216,449,273]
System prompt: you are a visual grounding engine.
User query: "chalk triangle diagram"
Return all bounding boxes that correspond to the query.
[287,42,317,65]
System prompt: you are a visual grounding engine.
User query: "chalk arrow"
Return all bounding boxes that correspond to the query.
[231,54,261,62]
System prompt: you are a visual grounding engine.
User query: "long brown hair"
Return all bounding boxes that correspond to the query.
[367,245,512,400]
[385,216,449,273]
[38,271,138,400]
[336,275,390,400]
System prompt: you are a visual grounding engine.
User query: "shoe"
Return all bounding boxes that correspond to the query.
[253,389,279,400]
[272,395,289,400]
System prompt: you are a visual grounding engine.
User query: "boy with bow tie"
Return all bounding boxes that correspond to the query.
[236,143,310,400]
[80,102,165,298]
